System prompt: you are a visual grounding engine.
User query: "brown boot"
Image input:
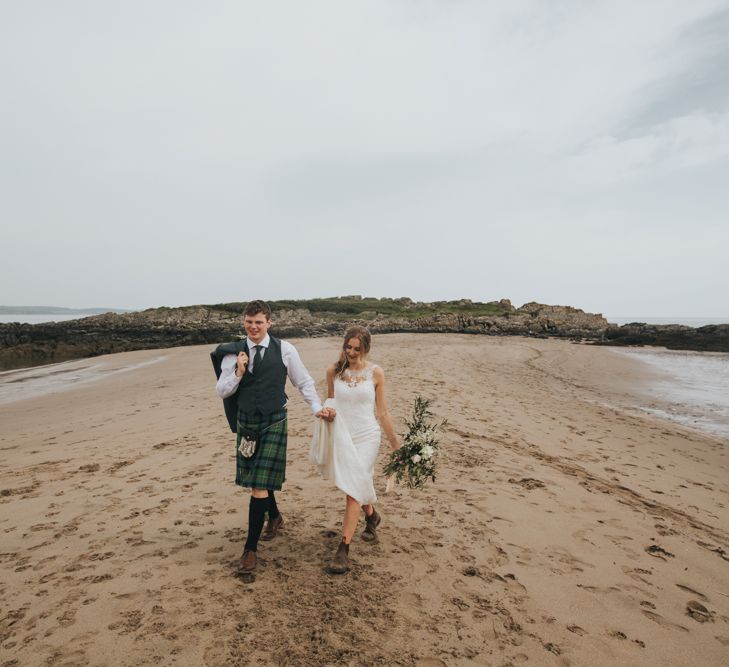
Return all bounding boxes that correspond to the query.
[261,513,283,541]
[237,549,257,573]
[361,508,381,543]
[326,540,350,574]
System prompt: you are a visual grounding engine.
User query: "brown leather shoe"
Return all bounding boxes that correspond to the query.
[237,549,257,573]
[361,508,381,542]
[260,514,283,541]
[326,540,350,574]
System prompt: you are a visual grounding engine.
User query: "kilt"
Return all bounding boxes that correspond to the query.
[235,410,288,490]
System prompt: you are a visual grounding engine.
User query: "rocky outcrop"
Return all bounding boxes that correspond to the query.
[1,299,725,370]
[360,303,610,339]
[598,323,729,353]
[0,307,335,370]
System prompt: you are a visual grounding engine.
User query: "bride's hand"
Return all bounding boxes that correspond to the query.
[316,408,336,422]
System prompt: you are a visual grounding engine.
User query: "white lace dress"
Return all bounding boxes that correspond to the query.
[310,365,382,504]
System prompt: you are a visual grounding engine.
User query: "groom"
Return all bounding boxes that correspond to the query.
[211,300,332,575]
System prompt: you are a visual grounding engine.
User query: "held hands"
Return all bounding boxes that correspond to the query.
[235,351,249,377]
[316,407,336,422]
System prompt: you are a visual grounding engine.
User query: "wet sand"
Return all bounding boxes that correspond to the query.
[1,334,728,666]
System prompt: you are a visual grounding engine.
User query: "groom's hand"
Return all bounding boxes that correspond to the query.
[235,351,249,376]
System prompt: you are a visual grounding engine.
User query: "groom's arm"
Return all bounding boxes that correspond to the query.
[281,341,323,415]
[215,354,242,399]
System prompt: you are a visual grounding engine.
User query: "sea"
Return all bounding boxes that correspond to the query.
[613,348,729,441]
[601,317,729,441]
[0,314,99,324]
[0,356,167,405]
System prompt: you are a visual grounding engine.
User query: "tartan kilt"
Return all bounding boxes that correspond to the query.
[235,410,288,490]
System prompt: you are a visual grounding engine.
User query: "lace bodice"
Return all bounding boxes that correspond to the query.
[338,364,376,388]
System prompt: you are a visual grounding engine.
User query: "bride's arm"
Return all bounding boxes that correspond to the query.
[320,364,337,420]
[326,364,336,399]
[373,366,399,451]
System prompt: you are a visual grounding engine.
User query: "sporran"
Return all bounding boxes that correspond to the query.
[237,427,259,459]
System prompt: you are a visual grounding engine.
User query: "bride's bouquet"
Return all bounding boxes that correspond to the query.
[383,396,445,490]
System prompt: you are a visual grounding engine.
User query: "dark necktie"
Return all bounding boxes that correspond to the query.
[250,345,262,373]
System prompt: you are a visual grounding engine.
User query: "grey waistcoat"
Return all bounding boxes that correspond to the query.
[237,336,288,416]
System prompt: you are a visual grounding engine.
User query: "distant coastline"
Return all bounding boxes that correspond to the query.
[0,305,132,323]
[1,297,728,370]
[2,305,726,328]
[5,314,727,326]
[606,317,728,327]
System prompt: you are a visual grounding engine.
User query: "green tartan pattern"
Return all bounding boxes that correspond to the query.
[235,410,288,490]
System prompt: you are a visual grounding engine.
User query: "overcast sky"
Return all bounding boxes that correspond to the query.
[2,1,728,317]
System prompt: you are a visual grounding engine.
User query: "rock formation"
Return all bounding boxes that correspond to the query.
[1,298,725,370]
[598,322,729,353]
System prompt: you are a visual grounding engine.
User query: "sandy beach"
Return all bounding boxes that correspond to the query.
[1,333,728,666]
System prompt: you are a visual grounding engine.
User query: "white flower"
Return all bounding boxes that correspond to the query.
[411,454,422,464]
[421,446,434,459]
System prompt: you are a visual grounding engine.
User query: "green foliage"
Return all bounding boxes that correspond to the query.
[383,396,446,489]
[206,302,247,315]
[205,297,507,320]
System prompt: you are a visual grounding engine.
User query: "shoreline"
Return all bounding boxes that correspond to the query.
[2,337,726,443]
[1,335,728,665]
[0,351,169,406]
[611,348,729,440]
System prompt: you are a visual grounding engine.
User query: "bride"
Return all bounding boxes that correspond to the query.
[310,326,400,574]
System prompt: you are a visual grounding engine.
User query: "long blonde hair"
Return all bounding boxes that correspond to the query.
[334,326,372,377]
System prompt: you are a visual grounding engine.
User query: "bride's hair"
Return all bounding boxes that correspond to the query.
[334,326,371,378]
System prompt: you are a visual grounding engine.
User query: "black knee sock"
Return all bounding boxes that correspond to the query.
[244,496,269,552]
[267,490,280,519]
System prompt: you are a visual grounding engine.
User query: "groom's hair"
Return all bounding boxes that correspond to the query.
[243,300,272,320]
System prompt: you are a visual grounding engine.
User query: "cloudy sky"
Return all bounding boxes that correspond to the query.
[2,1,728,317]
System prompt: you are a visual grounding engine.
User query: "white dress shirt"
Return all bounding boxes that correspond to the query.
[215,335,322,415]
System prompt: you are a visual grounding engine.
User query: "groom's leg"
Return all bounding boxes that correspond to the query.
[244,488,269,553]
[267,489,280,519]
[261,489,283,541]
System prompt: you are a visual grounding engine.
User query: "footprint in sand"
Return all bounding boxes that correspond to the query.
[676,583,709,601]
[642,610,689,632]
[57,608,77,627]
[644,544,674,560]
[686,600,715,623]
[451,597,470,611]
[416,659,447,666]
[621,566,654,586]
[655,522,679,536]
[509,477,545,491]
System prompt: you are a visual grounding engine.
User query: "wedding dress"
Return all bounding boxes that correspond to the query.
[310,365,382,505]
